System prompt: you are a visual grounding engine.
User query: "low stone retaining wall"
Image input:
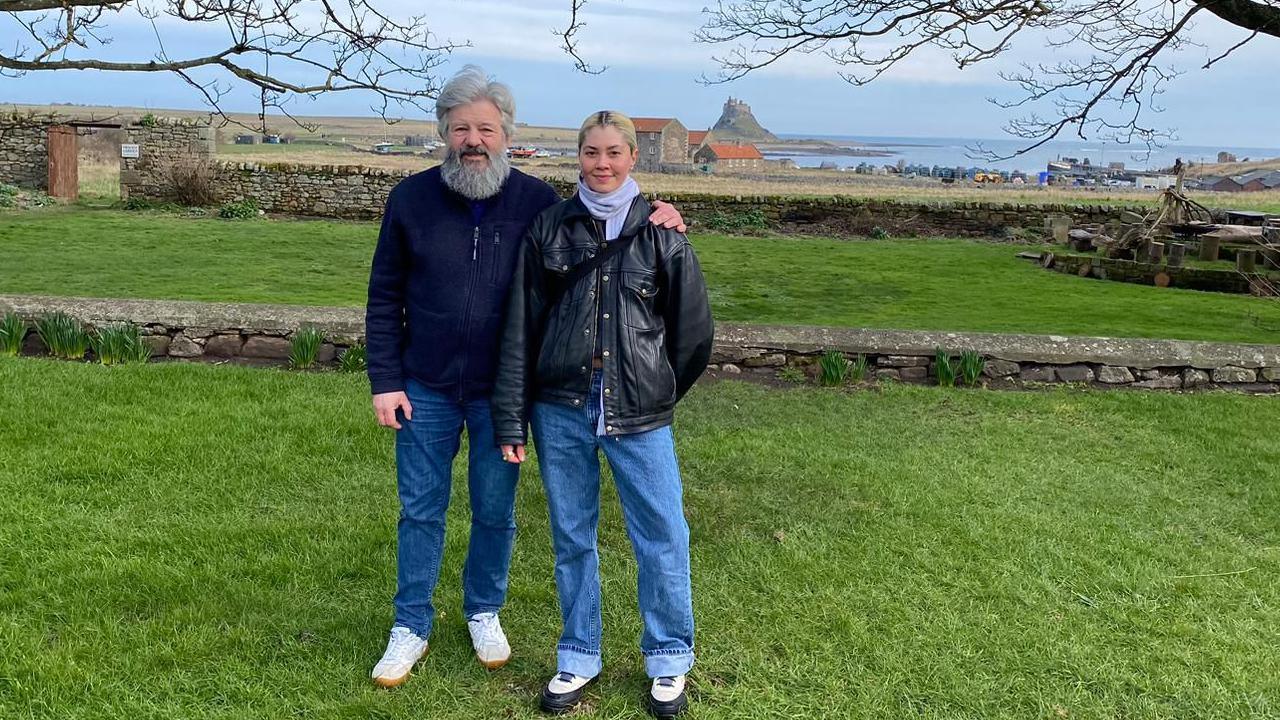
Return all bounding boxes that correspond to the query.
[1043,253,1275,294]
[3,295,1278,392]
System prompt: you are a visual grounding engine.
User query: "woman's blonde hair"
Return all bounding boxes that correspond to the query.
[578,110,638,152]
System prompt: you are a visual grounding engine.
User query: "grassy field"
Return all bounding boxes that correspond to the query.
[3,204,1279,344]
[2,357,1277,719]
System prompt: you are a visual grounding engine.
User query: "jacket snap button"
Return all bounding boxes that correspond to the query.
[606,425,613,432]
[602,275,609,282]
[573,399,581,405]
[561,264,568,270]
[603,313,610,319]
[604,388,611,395]
[602,350,610,357]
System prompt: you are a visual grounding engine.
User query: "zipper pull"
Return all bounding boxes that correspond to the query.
[472,226,479,261]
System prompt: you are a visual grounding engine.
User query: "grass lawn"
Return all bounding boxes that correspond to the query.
[1,358,1278,718]
[2,204,1279,344]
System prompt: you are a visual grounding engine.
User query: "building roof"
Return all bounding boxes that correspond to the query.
[702,143,764,160]
[1236,169,1280,186]
[687,130,709,146]
[632,117,677,133]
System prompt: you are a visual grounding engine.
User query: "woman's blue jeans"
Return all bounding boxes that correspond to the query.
[392,379,519,639]
[531,372,695,679]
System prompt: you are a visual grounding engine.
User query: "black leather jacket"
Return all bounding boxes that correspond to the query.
[491,195,713,445]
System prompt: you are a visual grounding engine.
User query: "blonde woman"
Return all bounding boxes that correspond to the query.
[491,111,713,717]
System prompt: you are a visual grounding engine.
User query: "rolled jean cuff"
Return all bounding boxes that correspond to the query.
[643,649,695,678]
[556,644,603,679]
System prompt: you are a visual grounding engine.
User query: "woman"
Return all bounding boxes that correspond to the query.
[490,110,713,718]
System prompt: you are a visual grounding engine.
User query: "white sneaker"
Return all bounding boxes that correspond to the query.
[540,671,596,713]
[467,612,512,669]
[370,626,428,688]
[648,675,688,718]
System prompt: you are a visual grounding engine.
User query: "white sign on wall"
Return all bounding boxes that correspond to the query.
[120,144,140,159]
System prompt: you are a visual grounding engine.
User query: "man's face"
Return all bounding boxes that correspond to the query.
[446,99,508,169]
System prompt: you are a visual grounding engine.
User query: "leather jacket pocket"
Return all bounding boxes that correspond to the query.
[621,271,659,330]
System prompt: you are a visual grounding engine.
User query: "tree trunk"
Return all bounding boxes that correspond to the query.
[1237,249,1257,273]
[1198,235,1221,262]
[1168,243,1186,268]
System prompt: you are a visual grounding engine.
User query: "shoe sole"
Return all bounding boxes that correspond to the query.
[372,647,429,688]
[648,693,687,719]
[478,653,510,670]
[539,676,597,714]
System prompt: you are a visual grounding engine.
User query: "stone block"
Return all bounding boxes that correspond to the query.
[1097,366,1135,384]
[142,335,171,357]
[1213,366,1257,383]
[242,336,292,359]
[879,355,930,368]
[983,359,1020,378]
[742,353,787,368]
[875,368,901,382]
[1177,368,1208,388]
[899,366,928,382]
[1133,375,1182,389]
[722,363,741,375]
[1262,367,1280,382]
[1055,364,1095,383]
[1019,365,1055,383]
[318,343,337,364]
[169,334,203,358]
[204,334,243,358]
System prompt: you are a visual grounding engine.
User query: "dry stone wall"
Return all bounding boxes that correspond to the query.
[120,120,216,201]
[3,295,1278,393]
[0,116,51,189]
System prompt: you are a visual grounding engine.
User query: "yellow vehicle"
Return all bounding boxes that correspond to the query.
[974,171,1005,184]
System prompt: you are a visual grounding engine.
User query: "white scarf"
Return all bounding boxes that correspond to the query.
[576,175,641,241]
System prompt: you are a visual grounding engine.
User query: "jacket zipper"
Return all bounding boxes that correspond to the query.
[458,225,481,401]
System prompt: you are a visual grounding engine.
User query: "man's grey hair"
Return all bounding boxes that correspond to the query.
[435,65,516,140]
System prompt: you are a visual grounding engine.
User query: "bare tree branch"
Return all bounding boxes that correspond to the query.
[694,0,1280,157]
[558,0,606,74]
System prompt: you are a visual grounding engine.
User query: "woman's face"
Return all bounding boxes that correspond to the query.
[579,125,638,193]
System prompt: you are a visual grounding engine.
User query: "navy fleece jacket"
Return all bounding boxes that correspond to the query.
[365,166,561,400]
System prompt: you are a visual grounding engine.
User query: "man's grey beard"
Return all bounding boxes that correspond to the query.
[440,145,511,200]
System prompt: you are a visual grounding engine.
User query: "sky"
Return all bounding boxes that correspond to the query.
[2,0,1277,146]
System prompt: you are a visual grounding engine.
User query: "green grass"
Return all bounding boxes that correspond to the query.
[2,357,1278,718]
[2,204,1279,344]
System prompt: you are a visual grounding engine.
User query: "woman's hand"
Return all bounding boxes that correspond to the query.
[500,444,527,464]
[372,391,412,429]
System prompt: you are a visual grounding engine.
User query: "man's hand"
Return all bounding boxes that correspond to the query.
[373,391,413,430]
[500,444,527,464]
[649,200,687,234]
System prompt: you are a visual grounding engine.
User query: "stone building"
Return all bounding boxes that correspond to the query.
[632,117,690,172]
[687,130,711,159]
[694,142,766,173]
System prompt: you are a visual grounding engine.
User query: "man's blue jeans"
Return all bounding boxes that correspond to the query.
[531,373,695,679]
[392,379,519,639]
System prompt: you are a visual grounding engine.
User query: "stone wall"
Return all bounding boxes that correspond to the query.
[4,294,1278,393]
[213,162,410,219]
[0,115,52,190]
[120,120,217,201]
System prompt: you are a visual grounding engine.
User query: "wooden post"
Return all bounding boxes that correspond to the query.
[1147,241,1164,264]
[1198,235,1221,262]
[46,125,78,200]
[1237,249,1257,273]
[1168,243,1186,268]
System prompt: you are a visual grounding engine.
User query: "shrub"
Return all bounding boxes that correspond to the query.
[168,159,218,207]
[851,353,869,382]
[35,312,90,360]
[0,183,17,208]
[959,350,985,387]
[139,112,158,127]
[935,348,957,387]
[338,344,367,373]
[91,324,153,365]
[219,197,260,219]
[702,207,769,234]
[778,365,806,384]
[819,350,853,386]
[869,226,890,240]
[0,312,27,356]
[289,327,325,369]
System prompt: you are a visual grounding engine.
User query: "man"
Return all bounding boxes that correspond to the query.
[365,65,685,688]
